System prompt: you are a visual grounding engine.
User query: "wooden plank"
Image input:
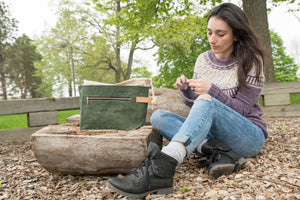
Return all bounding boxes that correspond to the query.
[262,104,300,117]
[263,93,290,106]
[262,81,300,89]
[261,88,300,95]
[28,111,58,127]
[0,97,79,115]
[0,127,42,144]
[31,125,162,175]
[146,88,190,124]
[261,81,300,95]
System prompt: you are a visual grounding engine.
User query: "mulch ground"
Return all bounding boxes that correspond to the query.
[0,116,299,200]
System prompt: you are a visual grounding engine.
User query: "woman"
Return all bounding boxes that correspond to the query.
[107,3,268,197]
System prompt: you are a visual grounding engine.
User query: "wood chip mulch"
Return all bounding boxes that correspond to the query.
[0,116,299,200]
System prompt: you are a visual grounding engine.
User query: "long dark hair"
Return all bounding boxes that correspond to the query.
[208,3,265,88]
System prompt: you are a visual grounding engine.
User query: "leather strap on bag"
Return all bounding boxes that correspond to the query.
[136,97,153,103]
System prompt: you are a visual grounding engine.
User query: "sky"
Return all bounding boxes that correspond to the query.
[4,0,300,73]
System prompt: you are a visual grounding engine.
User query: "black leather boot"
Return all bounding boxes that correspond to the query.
[106,142,178,197]
[201,139,246,178]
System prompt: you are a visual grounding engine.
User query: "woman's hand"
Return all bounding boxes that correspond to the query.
[187,79,212,95]
[173,75,189,90]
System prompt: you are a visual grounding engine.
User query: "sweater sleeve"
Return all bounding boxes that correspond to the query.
[181,87,199,108]
[208,83,262,116]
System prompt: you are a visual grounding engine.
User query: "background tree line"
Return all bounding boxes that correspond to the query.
[0,0,299,99]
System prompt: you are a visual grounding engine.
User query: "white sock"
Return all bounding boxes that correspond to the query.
[161,142,186,164]
[196,139,208,155]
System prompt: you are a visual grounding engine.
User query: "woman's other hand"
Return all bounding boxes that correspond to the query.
[187,79,212,95]
[173,75,189,90]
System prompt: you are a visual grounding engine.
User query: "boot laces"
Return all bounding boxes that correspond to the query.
[128,158,151,189]
[210,149,240,165]
[210,150,223,164]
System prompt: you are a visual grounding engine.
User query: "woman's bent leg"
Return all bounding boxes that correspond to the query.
[150,109,186,141]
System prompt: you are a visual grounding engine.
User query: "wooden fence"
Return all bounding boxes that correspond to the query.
[0,97,80,143]
[0,81,299,143]
[260,81,300,116]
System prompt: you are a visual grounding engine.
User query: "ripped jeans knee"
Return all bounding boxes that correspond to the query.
[196,94,212,101]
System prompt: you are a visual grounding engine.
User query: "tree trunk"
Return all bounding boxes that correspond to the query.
[243,0,276,83]
[115,45,121,82]
[23,68,28,99]
[0,45,7,100]
[0,67,7,100]
[68,78,72,97]
[115,0,122,83]
[125,41,137,80]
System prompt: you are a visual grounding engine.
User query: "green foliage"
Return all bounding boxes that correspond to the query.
[33,62,54,98]
[198,0,222,6]
[77,35,117,84]
[271,0,300,12]
[153,15,210,88]
[34,1,126,97]
[0,1,18,99]
[280,123,287,130]
[270,30,299,82]
[91,0,194,42]
[8,34,43,98]
[0,1,18,43]
[131,66,153,78]
[35,2,107,96]
[35,3,91,97]
[57,171,62,177]
[86,0,196,82]
[180,188,191,192]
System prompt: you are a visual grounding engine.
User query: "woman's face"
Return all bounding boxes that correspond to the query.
[207,16,236,59]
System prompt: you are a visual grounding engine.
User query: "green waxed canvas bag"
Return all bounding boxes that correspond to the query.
[79,85,151,130]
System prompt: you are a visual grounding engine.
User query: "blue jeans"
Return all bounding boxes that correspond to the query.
[150,96,265,158]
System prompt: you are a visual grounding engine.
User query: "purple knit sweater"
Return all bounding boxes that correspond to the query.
[182,50,268,138]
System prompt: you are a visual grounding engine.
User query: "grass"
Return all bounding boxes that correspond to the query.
[0,114,27,130]
[290,93,300,105]
[1,93,300,131]
[259,93,300,106]
[57,109,80,124]
[0,109,80,131]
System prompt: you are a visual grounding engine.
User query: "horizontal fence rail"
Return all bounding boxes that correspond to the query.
[0,97,80,116]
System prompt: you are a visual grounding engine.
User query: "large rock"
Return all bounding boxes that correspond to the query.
[146,88,190,124]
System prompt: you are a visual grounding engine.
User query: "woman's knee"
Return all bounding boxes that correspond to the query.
[150,109,167,125]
